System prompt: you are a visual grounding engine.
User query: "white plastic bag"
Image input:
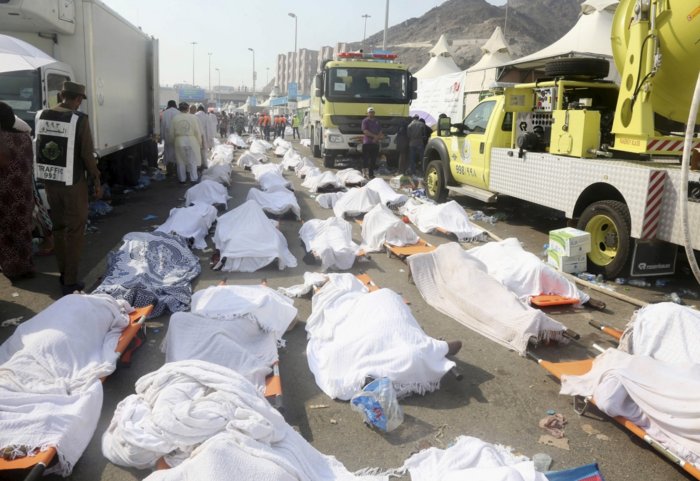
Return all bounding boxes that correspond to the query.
[350,377,404,432]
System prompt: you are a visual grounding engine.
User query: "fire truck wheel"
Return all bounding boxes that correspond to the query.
[323,154,334,168]
[425,160,448,203]
[577,200,631,278]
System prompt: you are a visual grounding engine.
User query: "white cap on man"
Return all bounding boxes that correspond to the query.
[367,107,375,113]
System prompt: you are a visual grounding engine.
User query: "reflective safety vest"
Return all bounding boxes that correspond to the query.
[34,109,83,186]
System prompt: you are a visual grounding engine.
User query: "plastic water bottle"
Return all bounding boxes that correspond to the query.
[655,278,671,287]
[533,453,553,472]
[577,272,597,282]
[614,277,627,285]
[669,292,682,304]
[628,279,651,287]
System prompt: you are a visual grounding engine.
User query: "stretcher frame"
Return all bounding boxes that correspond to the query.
[0,304,153,481]
[529,350,700,480]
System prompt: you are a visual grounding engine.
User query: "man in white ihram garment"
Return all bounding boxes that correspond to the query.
[160,100,179,176]
[207,108,218,146]
[169,102,203,184]
[194,105,211,166]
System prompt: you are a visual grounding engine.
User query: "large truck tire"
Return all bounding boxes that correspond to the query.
[545,58,609,80]
[577,200,631,278]
[323,154,334,168]
[425,160,448,203]
[311,127,321,158]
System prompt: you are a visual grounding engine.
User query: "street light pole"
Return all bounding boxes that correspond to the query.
[287,12,297,55]
[383,0,389,50]
[247,47,256,99]
[190,41,197,86]
[215,68,221,107]
[361,14,371,51]
[208,52,212,103]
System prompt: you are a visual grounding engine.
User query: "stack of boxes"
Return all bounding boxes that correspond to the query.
[547,227,591,274]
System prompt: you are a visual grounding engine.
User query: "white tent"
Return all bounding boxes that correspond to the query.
[499,0,619,81]
[413,34,462,79]
[463,27,512,113]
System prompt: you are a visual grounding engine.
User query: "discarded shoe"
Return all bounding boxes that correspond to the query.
[447,340,463,356]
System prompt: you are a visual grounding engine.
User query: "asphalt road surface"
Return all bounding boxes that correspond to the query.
[1,138,698,481]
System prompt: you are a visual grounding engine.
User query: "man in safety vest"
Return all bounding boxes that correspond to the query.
[35,81,101,296]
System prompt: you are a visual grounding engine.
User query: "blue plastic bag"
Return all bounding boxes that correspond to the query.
[350,377,403,432]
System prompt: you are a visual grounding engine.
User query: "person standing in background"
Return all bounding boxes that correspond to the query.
[170,102,203,184]
[160,100,179,177]
[35,82,101,295]
[361,106,384,179]
[292,114,300,140]
[195,105,211,165]
[407,115,426,176]
[0,102,35,282]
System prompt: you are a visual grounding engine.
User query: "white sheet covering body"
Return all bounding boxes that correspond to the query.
[213,200,297,272]
[401,436,546,481]
[156,202,218,249]
[336,168,366,186]
[306,274,455,400]
[407,243,566,355]
[365,177,407,207]
[295,159,318,179]
[246,185,301,218]
[281,149,302,170]
[226,133,247,148]
[332,187,381,218]
[299,217,360,271]
[401,198,485,241]
[301,170,342,193]
[200,163,232,185]
[238,151,266,169]
[619,302,700,365]
[250,139,273,155]
[259,171,292,191]
[164,285,297,389]
[361,203,420,252]
[561,348,700,467]
[103,361,387,480]
[467,238,589,305]
[184,179,230,207]
[0,294,130,476]
[316,192,344,209]
[252,163,284,179]
[208,144,234,166]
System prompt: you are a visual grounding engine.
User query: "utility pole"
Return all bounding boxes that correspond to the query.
[208,52,212,102]
[248,47,256,99]
[383,0,389,50]
[190,41,197,86]
[362,14,371,51]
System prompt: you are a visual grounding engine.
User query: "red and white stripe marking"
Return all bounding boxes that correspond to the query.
[640,170,666,240]
[647,139,700,152]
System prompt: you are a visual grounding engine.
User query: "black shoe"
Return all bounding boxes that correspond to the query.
[446,340,463,356]
[61,281,85,296]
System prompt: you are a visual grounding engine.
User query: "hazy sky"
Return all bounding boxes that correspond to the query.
[102,0,507,90]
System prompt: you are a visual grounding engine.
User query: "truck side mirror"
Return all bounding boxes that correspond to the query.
[437,116,451,136]
[315,74,324,97]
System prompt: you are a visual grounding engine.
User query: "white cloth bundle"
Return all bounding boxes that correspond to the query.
[361,203,420,252]
[281,149,302,170]
[401,436,545,481]
[561,348,700,467]
[306,274,455,400]
[156,202,218,249]
[407,243,566,355]
[299,217,360,271]
[336,168,366,187]
[208,143,234,166]
[238,151,266,169]
[332,187,381,218]
[467,238,588,305]
[164,285,297,389]
[618,302,700,365]
[184,179,230,207]
[213,200,297,272]
[0,294,130,476]
[226,133,247,148]
[200,163,232,186]
[301,170,342,193]
[316,192,344,209]
[401,198,485,241]
[366,177,407,207]
[246,185,301,218]
[250,139,273,155]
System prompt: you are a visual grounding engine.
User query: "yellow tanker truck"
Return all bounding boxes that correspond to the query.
[424,0,700,279]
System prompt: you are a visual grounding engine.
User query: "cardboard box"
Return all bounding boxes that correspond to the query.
[547,249,588,274]
[549,227,591,256]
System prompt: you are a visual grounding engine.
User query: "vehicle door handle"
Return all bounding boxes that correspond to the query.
[479,142,484,154]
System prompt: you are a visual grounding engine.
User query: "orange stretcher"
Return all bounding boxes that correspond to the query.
[529,351,700,480]
[0,305,153,481]
[588,320,623,341]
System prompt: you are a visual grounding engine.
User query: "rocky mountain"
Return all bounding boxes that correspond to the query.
[345,0,583,73]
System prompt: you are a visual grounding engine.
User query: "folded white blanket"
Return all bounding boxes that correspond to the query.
[214,200,297,272]
[0,294,130,476]
[467,238,588,305]
[561,348,700,468]
[366,177,407,207]
[361,203,419,252]
[401,198,484,241]
[246,185,301,218]
[184,179,230,207]
[306,274,455,400]
[407,243,566,355]
[333,187,381,218]
[619,302,700,365]
[401,435,546,481]
[299,217,360,271]
[156,202,217,249]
